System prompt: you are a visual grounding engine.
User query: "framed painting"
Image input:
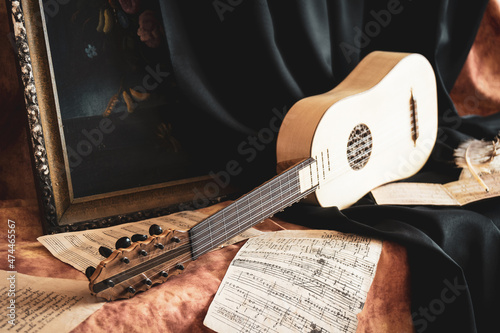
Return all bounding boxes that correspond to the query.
[9,0,235,233]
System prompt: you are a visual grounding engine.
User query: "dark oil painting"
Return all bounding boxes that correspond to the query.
[41,0,202,198]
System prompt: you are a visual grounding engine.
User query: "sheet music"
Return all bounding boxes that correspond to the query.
[371,183,459,206]
[204,230,382,333]
[371,173,500,206]
[38,210,263,273]
[0,270,104,333]
[444,173,500,205]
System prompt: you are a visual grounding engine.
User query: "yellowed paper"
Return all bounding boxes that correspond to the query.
[204,230,382,333]
[444,173,500,205]
[371,183,459,206]
[0,270,104,333]
[38,210,263,273]
[371,173,500,206]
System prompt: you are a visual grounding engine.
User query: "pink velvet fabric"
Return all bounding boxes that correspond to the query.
[0,201,413,333]
[450,0,500,116]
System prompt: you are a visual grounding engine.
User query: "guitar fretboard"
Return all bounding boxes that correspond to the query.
[189,158,317,259]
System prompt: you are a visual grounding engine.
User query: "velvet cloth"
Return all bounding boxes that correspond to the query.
[451,0,500,117]
[0,201,412,332]
[157,1,500,332]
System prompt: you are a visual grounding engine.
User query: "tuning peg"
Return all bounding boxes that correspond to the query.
[115,237,131,249]
[131,234,148,242]
[99,246,113,258]
[144,278,152,286]
[121,257,130,264]
[85,266,96,280]
[149,224,163,236]
[126,286,136,294]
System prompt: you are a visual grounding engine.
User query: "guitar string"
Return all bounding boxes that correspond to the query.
[105,242,192,292]
[115,171,311,291]
[171,125,414,261]
[128,164,322,290]
[108,165,304,284]
[150,167,304,265]
[127,151,380,290]
[191,177,306,257]
[106,127,422,292]
[119,177,299,278]
[116,127,387,270]
[110,138,392,290]
[308,124,424,187]
[186,124,423,260]
[139,183,313,288]
[185,159,316,252]
[188,129,376,252]
[99,78,429,296]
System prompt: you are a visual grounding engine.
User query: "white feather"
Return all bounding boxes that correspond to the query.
[454,135,500,192]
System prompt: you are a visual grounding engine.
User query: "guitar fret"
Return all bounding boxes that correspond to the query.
[278,175,283,205]
[221,209,227,240]
[208,219,214,250]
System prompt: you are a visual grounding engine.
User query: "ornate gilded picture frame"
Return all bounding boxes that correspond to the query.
[9,0,234,233]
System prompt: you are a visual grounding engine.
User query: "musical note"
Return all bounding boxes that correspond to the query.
[204,230,382,333]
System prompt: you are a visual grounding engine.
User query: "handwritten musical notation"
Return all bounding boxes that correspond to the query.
[371,173,500,207]
[38,210,263,273]
[204,230,382,333]
[0,271,104,333]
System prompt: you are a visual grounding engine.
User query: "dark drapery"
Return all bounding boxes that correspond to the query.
[159,1,499,332]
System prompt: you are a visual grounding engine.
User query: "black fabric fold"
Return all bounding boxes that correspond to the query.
[159,1,498,331]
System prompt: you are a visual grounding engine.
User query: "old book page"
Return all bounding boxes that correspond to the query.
[204,230,382,333]
[371,173,500,206]
[0,270,104,333]
[38,210,263,273]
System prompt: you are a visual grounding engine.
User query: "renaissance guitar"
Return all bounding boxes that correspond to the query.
[87,51,438,300]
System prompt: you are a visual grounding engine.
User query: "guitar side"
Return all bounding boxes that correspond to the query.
[277,51,438,209]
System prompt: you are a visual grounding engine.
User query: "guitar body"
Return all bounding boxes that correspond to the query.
[277,51,438,209]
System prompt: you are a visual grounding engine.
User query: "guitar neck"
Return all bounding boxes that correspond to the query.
[189,158,317,259]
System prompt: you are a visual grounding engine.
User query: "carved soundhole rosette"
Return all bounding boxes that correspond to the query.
[347,123,373,170]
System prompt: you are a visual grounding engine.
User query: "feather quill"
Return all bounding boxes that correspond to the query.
[454,135,500,192]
